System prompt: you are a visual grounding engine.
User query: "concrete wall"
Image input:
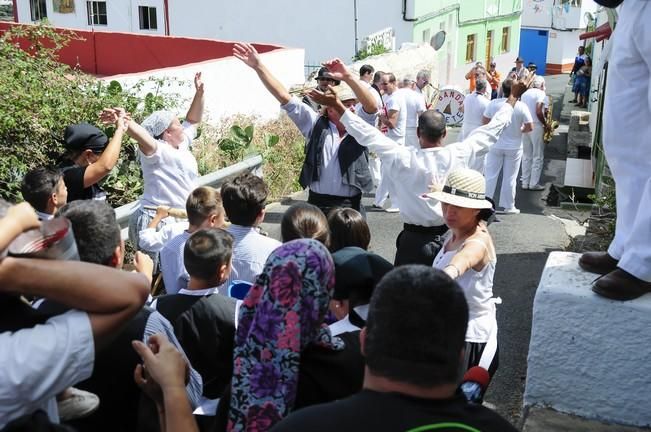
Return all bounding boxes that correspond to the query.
[110,47,305,123]
[546,29,583,74]
[167,0,415,67]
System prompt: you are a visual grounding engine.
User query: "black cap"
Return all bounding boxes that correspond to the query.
[62,123,109,153]
[332,247,393,301]
[315,67,340,85]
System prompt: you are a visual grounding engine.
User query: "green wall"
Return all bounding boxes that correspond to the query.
[412,0,522,69]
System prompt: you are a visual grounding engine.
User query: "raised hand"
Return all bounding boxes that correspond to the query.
[233,43,261,69]
[194,72,204,93]
[306,87,339,108]
[322,58,352,81]
[511,77,530,99]
[133,251,154,285]
[133,334,189,396]
[6,202,40,233]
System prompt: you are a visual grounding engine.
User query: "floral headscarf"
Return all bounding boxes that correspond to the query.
[227,239,344,432]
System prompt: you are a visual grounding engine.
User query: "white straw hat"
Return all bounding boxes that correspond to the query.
[425,168,493,209]
[332,84,357,102]
[142,110,176,138]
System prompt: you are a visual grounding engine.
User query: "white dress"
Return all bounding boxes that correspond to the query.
[432,236,499,370]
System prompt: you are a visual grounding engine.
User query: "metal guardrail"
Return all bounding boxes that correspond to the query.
[115,154,263,240]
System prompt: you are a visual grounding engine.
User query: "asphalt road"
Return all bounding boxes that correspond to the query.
[261,75,571,426]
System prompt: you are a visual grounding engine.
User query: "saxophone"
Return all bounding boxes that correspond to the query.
[544,95,559,143]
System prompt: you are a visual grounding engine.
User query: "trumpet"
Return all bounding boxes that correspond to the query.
[544,95,559,144]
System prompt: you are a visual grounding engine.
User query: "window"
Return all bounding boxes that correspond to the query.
[422,28,431,44]
[486,30,494,65]
[87,1,107,26]
[465,34,476,63]
[30,0,47,21]
[139,6,157,30]
[501,26,511,53]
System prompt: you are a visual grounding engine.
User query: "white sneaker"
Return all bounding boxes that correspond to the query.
[521,184,529,190]
[384,207,400,213]
[498,207,520,214]
[529,184,545,191]
[57,387,100,421]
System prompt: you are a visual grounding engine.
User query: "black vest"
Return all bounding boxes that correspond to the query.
[299,116,374,194]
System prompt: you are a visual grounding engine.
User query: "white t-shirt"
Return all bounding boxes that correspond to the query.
[521,88,548,126]
[384,90,407,145]
[399,88,427,128]
[483,98,532,150]
[139,122,199,209]
[461,92,490,138]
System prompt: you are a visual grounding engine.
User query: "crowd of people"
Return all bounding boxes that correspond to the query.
[3,3,643,424]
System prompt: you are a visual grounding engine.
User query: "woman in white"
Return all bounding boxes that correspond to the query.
[427,168,500,383]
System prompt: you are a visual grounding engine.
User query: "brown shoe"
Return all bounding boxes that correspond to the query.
[592,269,651,301]
[579,252,619,275]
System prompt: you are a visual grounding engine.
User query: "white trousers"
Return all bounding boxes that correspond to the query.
[521,125,545,187]
[485,147,522,210]
[374,159,390,207]
[602,0,651,281]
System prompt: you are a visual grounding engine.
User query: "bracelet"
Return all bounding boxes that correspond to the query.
[444,264,461,279]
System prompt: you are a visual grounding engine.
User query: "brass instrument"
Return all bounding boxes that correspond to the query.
[544,95,559,144]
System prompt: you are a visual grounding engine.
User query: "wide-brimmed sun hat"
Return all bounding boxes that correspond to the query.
[425,168,493,209]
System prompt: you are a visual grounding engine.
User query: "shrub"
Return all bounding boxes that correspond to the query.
[353,41,390,61]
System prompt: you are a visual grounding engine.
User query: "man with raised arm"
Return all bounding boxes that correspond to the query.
[308,76,529,265]
[233,43,378,216]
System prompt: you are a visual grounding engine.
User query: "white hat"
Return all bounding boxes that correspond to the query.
[142,110,176,138]
[425,168,493,209]
[332,84,357,102]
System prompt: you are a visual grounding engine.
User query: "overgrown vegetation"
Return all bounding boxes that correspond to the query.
[353,41,390,61]
[0,23,305,206]
[194,115,304,201]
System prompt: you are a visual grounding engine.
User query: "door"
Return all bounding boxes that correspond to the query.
[519,29,549,75]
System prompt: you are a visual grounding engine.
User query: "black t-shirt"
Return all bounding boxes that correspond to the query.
[271,389,518,432]
[58,161,106,202]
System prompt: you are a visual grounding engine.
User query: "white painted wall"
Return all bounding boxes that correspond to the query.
[522,0,553,28]
[17,0,165,34]
[167,0,415,67]
[106,48,305,124]
[523,0,599,29]
[546,29,582,66]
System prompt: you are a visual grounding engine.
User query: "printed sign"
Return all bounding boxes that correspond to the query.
[435,88,465,125]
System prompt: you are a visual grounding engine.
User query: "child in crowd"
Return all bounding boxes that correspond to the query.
[160,186,225,294]
[20,167,68,221]
[154,228,238,399]
[327,208,371,252]
[280,202,330,246]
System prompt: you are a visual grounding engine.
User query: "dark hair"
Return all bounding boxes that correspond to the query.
[501,78,513,98]
[385,72,397,83]
[360,64,374,77]
[21,167,62,212]
[184,228,234,281]
[56,200,120,266]
[221,173,268,226]
[372,71,385,85]
[417,110,447,142]
[475,79,488,93]
[281,202,330,246]
[365,265,469,387]
[327,208,370,252]
[186,186,224,227]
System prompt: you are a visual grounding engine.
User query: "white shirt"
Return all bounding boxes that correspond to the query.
[282,96,377,197]
[219,224,281,295]
[160,230,192,294]
[36,211,54,221]
[384,90,408,145]
[462,92,491,138]
[139,121,198,209]
[399,88,426,128]
[139,221,189,253]
[521,88,548,126]
[340,102,514,226]
[0,310,94,428]
[483,98,532,150]
[432,237,497,343]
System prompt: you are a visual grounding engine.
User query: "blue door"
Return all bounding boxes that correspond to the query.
[519,29,549,75]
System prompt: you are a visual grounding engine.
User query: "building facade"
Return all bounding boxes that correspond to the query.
[520,0,599,74]
[15,0,523,89]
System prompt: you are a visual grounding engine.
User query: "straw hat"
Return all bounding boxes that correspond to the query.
[425,168,493,209]
[332,83,357,102]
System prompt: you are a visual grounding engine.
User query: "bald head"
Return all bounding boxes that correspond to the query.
[417,110,447,146]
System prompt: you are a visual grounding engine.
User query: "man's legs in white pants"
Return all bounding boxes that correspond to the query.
[529,125,545,188]
[521,132,534,188]
[499,148,523,210]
